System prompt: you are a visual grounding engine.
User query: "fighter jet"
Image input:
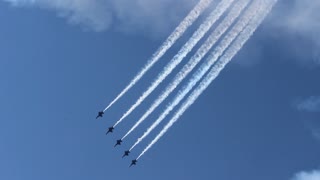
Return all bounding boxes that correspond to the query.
[114,139,122,147]
[106,127,114,135]
[96,111,104,119]
[129,159,137,167]
[122,150,130,158]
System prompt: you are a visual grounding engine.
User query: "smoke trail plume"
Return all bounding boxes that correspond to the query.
[124,0,250,147]
[134,0,260,155]
[137,0,277,160]
[103,0,212,112]
[113,0,235,127]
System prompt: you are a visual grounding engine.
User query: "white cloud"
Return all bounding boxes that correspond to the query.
[3,0,112,31]
[277,0,320,35]
[312,130,320,140]
[267,0,320,66]
[2,0,198,35]
[291,169,320,180]
[110,0,198,37]
[296,96,320,113]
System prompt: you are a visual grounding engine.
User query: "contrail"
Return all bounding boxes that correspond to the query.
[133,0,260,154]
[103,0,212,112]
[137,0,277,160]
[124,0,250,146]
[113,0,235,128]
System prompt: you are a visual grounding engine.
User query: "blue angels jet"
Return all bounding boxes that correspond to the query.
[130,159,137,167]
[114,139,122,147]
[122,150,130,158]
[106,127,114,135]
[96,111,104,119]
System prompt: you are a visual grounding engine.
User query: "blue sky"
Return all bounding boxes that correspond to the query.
[0,0,319,180]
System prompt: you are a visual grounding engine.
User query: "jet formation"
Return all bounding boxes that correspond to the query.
[96,111,136,167]
[92,0,278,169]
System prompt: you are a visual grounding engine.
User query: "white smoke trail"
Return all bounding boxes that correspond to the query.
[113,0,235,127]
[124,0,250,146]
[134,0,259,155]
[137,0,278,160]
[103,0,212,112]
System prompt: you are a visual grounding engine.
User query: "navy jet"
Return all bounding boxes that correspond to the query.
[129,159,137,167]
[122,150,130,158]
[114,139,122,147]
[106,127,114,135]
[96,111,104,119]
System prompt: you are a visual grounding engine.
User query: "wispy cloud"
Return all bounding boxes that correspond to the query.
[267,0,320,66]
[110,0,199,37]
[229,0,320,67]
[291,169,320,180]
[3,0,112,31]
[295,96,320,113]
[2,0,198,35]
[294,96,320,141]
[312,129,320,140]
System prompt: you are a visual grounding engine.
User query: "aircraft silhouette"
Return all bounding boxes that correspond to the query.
[122,150,130,158]
[130,159,137,167]
[106,127,114,135]
[114,139,122,147]
[96,111,104,119]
